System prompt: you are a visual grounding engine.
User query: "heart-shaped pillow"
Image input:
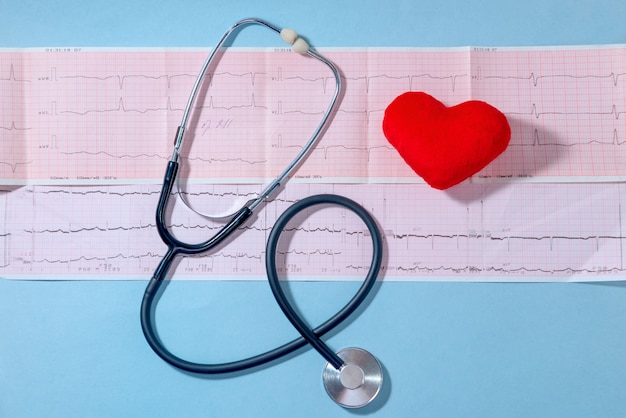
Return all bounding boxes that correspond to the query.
[382,92,511,190]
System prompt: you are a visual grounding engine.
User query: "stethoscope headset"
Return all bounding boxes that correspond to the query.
[140,18,384,408]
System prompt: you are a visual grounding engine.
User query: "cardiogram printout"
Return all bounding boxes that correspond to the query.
[1,45,625,281]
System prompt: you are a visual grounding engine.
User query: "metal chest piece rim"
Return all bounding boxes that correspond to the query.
[322,347,383,408]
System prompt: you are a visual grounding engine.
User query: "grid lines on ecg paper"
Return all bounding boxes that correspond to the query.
[1,52,29,178]
[0,46,625,184]
[474,46,626,180]
[3,182,626,280]
[1,46,626,282]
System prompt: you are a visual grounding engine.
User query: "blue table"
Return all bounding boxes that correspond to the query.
[1,1,625,416]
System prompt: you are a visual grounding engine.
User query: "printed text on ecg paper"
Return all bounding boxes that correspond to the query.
[1,46,625,280]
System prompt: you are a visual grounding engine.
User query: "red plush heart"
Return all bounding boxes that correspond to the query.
[382,92,511,190]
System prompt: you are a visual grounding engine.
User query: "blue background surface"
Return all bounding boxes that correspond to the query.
[1,1,626,417]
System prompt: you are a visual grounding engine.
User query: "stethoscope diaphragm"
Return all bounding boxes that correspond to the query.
[323,347,383,408]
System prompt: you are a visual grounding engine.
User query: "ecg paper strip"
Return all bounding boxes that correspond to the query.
[0,45,625,184]
[1,45,626,282]
[1,182,625,281]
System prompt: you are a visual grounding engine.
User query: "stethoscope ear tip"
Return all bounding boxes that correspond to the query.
[279,27,310,54]
[322,347,383,409]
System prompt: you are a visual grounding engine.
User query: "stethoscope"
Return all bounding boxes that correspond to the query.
[140,18,384,408]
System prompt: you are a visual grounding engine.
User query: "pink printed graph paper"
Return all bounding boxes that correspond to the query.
[1,45,625,282]
[1,46,624,184]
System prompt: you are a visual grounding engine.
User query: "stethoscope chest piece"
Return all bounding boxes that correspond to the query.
[323,347,383,408]
[141,17,382,409]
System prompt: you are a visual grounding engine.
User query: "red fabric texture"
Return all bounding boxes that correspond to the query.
[382,92,511,190]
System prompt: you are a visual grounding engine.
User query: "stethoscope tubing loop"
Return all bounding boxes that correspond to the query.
[265,194,383,370]
[140,194,383,375]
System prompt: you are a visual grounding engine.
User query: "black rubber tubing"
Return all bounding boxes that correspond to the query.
[140,194,383,374]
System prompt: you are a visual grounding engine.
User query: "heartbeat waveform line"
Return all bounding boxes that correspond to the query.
[481,72,626,87]
[22,221,366,236]
[320,144,394,161]
[0,122,30,131]
[24,222,255,235]
[60,72,195,89]
[24,248,354,269]
[275,102,386,125]
[58,97,184,116]
[510,128,625,147]
[335,108,385,124]
[205,251,262,261]
[383,264,624,276]
[59,150,267,166]
[178,189,257,199]
[60,150,169,160]
[278,249,343,257]
[36,188,268,201]
[284,74,334,94]
[0,64,30,83]
[58,93,268,116]
[347,73,468,93]
[507,103,626,120]
[25,225,156,234]
[37,189,160,197]
[27,252,163,265]
[273,100,326,117]
[391,231,625,249]
[282,109,324,117]
[280,73,468,93]
[281,105,386,124]
[278,143,395,162]
[205,71,266,87]
[197,94,267,112]
[26,251,257,266]
[0,160,33,173]
[59,71,265,89]
[24,219,617,255]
